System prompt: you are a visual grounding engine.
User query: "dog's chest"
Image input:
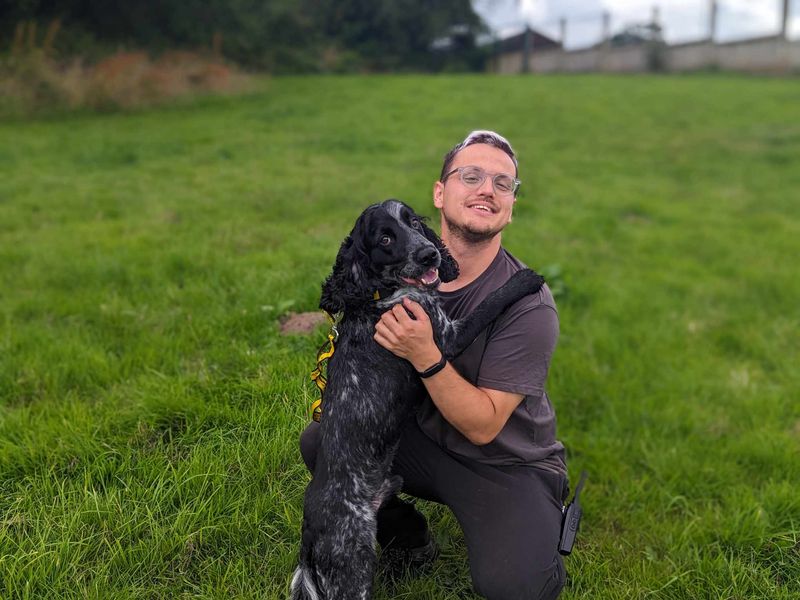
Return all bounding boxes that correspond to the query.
[326,336,419,419]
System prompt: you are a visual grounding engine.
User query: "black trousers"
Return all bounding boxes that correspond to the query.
[299,418,568,600]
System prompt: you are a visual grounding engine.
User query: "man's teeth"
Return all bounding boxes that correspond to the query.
[471,204,491,212]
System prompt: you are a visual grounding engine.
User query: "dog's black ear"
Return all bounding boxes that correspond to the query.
[320,236,351,314]
[437,242,460,283]
[320,209,374,314]
[419,220,460,283]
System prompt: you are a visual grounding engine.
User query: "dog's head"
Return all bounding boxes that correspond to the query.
[320,199,459,314]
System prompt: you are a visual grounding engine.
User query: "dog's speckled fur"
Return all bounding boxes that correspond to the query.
[290,199,544,600]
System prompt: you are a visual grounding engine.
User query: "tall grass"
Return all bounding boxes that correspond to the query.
[0,21,251,118]
[0,74,798,598]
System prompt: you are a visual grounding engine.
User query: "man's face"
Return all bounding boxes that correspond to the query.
[433,143,517,244]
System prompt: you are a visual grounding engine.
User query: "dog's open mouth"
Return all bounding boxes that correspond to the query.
[400,268,440,288]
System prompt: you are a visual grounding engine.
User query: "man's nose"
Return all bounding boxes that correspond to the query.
[477,174,495,195]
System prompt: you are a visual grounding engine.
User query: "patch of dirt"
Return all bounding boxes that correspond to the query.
[279,311,329,335]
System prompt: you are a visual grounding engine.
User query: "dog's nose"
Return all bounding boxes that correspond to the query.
[416,246,439,267]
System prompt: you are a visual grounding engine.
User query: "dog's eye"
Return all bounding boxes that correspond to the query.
[410,218,421,230]
[379,235,392,246]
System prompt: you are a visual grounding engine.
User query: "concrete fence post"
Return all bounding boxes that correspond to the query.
[522,25,532,73]
[648,4,666,71]
[781,0,790,38]
[709,0,718,41]
[600,11,611,71]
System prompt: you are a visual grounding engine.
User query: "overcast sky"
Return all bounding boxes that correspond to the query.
[473,0,800,48]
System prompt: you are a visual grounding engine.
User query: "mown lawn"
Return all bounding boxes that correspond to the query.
[1,74,799,599]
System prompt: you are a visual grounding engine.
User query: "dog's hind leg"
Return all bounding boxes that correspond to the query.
[321,531,380,600]
[372,475,403,511]
[289,565,320,600]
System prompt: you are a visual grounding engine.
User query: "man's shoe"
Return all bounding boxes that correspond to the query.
[379,535,439,579]
[377,497,439,578]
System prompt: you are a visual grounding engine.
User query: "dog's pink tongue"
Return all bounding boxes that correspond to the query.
[421,269,439,284]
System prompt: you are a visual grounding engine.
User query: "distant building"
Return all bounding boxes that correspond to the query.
[605,23,664,48]
[494,28,561,54]
[489,27,562,73]
[430,23,487,71]
[431,24,474,51]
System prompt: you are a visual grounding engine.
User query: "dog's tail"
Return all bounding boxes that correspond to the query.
[290,564,322,600]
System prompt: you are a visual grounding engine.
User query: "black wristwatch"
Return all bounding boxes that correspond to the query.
[418,353,447,378]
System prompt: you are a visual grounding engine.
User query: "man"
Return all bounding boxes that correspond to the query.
[301,131,567,600]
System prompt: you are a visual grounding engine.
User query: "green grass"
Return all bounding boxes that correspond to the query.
[1,74,799,599]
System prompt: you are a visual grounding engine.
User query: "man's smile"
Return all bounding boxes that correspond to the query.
[466,201,497,215]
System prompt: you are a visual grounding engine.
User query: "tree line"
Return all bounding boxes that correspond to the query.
[1,0,489,72]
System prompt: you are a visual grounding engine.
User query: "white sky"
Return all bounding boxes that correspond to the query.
[473,0,800,48]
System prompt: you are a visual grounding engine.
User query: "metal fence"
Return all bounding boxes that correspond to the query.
[478,0,798,51]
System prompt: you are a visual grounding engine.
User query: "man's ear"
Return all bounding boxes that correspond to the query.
[419,220,459,283]
[433,181,444,209]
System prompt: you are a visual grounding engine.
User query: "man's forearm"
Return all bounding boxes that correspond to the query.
[419,362,500,445]
[373,298,519,445]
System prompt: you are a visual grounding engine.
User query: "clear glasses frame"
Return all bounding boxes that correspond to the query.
[442,165,521,196]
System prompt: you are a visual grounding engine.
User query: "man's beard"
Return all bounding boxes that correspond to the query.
[443,211,503,244]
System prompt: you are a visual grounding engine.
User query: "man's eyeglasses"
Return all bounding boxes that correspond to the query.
[442,165,520,196]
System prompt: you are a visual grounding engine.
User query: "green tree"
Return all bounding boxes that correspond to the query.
[1,0,487,72]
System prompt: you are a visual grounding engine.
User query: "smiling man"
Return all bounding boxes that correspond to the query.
[373,131,568,600]
[300,130,567,600]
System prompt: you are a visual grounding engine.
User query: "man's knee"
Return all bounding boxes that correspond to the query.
[472,555,565,600]
[299,422,320,473]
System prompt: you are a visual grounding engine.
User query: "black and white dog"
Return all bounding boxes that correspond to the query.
[290,199,544,600]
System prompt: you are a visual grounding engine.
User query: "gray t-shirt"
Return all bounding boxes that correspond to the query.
[416,247,566,474]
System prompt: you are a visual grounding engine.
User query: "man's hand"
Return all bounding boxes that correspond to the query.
[374,297,524,445]
[374,297,442,372]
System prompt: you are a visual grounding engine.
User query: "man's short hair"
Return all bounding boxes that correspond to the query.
[439,130,519,182]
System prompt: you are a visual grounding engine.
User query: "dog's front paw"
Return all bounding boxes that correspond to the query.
[509,268,545,294]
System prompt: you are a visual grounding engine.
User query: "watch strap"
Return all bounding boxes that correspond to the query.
[418,354,447,378]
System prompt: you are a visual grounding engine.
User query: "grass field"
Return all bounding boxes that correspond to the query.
[1,74,799,599]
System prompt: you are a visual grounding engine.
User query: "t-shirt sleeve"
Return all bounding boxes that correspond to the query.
[474,300,559,397]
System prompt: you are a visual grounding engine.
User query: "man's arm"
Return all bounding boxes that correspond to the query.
[373,297,523,445]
